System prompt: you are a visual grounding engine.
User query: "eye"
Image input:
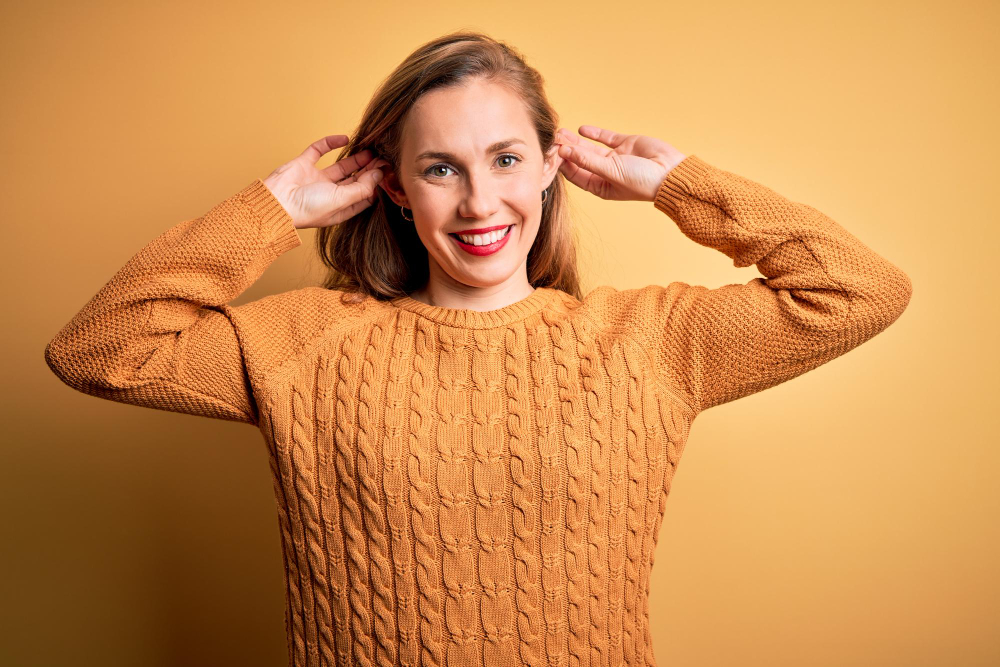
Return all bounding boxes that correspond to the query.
[426,164,453,178]
[424,153,523,178]
[497,153,521,168]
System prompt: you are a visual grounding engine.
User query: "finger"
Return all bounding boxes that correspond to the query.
[301,134,350,164]
[330,193,378,225]
[324,149,376,181]
[556,128,585,146]
[557,143,620,183]
[558,154,608,197]
[334,167,384,208]
[330,157,388,184]
[579,125,627,149]
[556,127,613,158]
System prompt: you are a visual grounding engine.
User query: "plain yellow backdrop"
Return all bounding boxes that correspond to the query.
[6,0,997,665]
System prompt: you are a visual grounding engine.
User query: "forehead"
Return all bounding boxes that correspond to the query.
[402,79,535,158]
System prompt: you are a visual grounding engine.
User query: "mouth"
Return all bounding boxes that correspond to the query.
[448,224,513,245]
[448,224,514,256]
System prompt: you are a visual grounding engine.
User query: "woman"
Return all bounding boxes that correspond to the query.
[44,30,912,667]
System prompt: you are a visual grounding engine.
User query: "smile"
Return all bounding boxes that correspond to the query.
[449,225,514,256]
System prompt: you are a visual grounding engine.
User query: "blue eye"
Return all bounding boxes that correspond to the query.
[425,153,522,178]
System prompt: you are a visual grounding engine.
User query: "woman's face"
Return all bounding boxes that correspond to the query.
[378,78,562,290]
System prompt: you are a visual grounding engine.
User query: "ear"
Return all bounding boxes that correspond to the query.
[377,164,410,208]
[541,142,564,190]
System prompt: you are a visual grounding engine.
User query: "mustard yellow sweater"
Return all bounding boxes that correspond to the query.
[44,155,912,667]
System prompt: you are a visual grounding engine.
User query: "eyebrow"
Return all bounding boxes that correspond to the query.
[414,138,526,163]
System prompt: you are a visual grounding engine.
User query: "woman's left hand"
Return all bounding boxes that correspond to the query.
[554,126,688,202]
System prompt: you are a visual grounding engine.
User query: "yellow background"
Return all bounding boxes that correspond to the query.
[5,0,997,665]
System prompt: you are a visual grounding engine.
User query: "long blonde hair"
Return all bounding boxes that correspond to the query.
[317,30,582,303]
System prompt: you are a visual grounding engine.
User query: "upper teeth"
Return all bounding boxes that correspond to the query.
[458,226,510,246]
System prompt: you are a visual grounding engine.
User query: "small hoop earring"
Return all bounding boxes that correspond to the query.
[400,204,413,221]
[541,188,549,204]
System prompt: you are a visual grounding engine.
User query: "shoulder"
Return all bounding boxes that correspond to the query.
[574,282,688,332]
[221,286,383,387]
[227,286,375,328]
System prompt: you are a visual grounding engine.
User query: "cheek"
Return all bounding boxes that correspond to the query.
[507,176,541,204]
[408,187,446,213]
[408,175,542,229]
[408,190,450,229]
[511,181,545,230]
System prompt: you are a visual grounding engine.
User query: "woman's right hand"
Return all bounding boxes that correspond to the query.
[261,134,389,230]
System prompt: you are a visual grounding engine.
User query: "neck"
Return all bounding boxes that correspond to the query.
[410,259,535,312]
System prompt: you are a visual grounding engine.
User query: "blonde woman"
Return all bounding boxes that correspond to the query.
[45,30,912,667]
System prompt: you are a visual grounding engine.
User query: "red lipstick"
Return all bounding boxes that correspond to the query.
[449,224,514,257]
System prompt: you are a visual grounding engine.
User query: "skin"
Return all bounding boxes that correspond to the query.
[377,77,691,311]
[262,78,689,312]
[377,77,563,311]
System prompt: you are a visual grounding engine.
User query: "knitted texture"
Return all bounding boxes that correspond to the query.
[44,155,912,666]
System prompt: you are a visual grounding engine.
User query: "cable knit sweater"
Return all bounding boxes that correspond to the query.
[44,154,912,667]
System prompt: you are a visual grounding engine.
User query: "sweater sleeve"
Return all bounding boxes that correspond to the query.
[43,179,302,426]
[586,154,913,415]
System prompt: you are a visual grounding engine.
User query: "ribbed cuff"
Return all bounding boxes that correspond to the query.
[239,178,302,255]
[653,154,712,219]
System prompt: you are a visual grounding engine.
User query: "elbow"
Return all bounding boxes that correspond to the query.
[845,264,913,340]
[44,336,79,390]
[881,266,913,326]
[896,269,913,315]
[44,333,126,394]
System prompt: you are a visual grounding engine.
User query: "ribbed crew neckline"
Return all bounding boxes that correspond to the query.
[389,286,560,328]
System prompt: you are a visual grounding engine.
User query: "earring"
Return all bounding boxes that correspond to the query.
[541,188,549,204]
[400,204,413,221]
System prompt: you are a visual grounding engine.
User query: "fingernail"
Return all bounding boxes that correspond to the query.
[372,170,383,182]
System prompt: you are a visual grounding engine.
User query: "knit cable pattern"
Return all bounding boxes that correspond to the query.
[384,315,421,666]
[45,156,912,666]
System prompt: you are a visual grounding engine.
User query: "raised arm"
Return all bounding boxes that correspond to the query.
[43,179,302,425]
[43,133,390,426]
[585,154,913,414]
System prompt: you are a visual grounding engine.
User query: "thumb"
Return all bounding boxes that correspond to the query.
[558,144,618,181]
[336,167,383,204]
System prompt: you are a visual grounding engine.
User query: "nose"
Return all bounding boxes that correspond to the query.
[457,169,501,220]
